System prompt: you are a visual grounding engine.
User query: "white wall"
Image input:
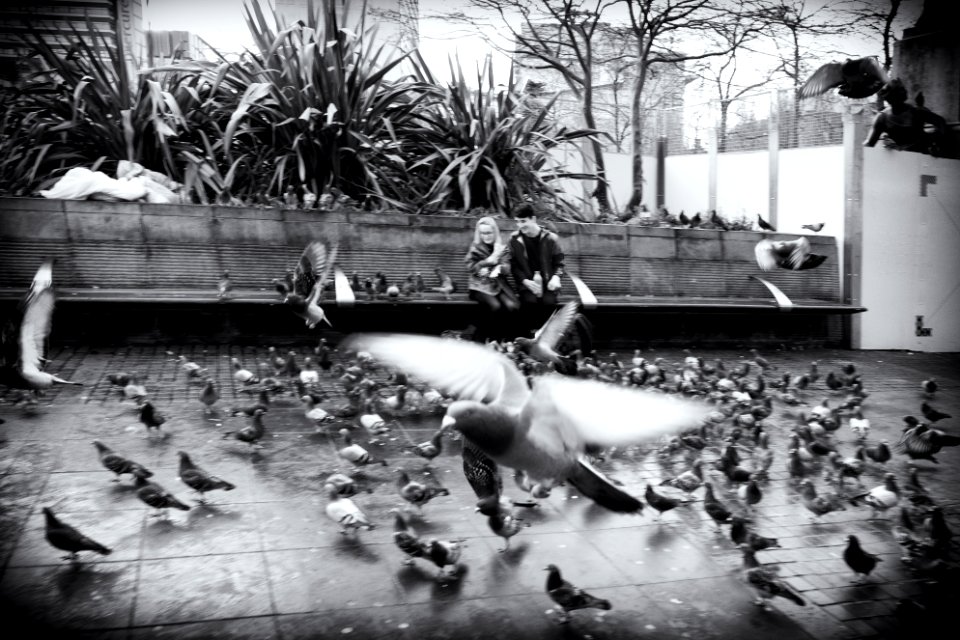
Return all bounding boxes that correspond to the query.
[716,151,768,224]
[549,147,657,215]
[858,148,960,352]
[778,147,845,237]
[664,154,710,215]
[601,151,657,213]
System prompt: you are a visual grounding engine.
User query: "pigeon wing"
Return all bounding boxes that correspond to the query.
[293,240,332,297]
[787,236,811,270]
[754,239,778,272]
[533,300,580,350]
[343,333,529,411]
[527,374,710,452]
[799,62,844,98]
[19,287,54,375]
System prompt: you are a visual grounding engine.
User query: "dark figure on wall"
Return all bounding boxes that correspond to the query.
[509,204,566,334]
[864,79,949,157]
[465,216,519,342]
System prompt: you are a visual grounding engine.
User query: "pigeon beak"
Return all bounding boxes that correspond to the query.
[440,414,457,431]
[322,315,332,328]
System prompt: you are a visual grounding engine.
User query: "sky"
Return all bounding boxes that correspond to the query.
[142,0,514,73]
[142,0,922,104]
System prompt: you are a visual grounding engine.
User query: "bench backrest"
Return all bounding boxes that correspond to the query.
[0,199,841,302]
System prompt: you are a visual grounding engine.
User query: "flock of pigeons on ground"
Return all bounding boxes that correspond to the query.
[2,250,957,626]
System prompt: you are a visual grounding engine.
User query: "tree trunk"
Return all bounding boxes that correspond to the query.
[718,101,729,153]
[626,61,648,212]
[581,59,610,215]
[581,104,610,214]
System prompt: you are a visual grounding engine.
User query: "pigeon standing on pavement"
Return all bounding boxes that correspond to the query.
[396,469,450,512]
[222,408,267,450]
[138,401,167,437]
[703,481,734,530]
[199,378,219,416]
[177,451,236,503]
[843,534,881,582]
[487,506,527,552]
[325,480,374,535]
[43,507,112,564]
[344,334,708,514]
[92,440,153,482]
[849,473,899,518]
[730,516,780,551]
[740,545,806,609]
[545,564,612,623]
[391,509,426,565]
[338,428,388,471]
[644,484,679,521]
[402,429,444,466]
[135,475,191,517]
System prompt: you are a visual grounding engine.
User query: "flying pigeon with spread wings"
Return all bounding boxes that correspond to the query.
[754,237,828,271]
[273,240,338,329]
[0,259,82,400]
[799,56,887,100]
[343,333,708,513]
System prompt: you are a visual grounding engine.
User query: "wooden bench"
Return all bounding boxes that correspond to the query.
[0,238,864,313]
[0,198,865,349]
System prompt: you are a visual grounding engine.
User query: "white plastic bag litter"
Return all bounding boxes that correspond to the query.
[39,163,183,203]
[39,167,148,201]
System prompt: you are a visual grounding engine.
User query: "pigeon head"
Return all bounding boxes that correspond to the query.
[92,440,110,454]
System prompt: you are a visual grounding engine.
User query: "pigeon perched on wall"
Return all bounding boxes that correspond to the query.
[799,56,887,100]
[344,334,708,514]
[0,259,82,402]
[43,507,112,564]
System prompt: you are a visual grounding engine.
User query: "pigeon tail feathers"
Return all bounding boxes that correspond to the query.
[567,457,643,513]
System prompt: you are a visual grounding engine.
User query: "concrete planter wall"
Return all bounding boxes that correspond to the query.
[0,198,839,302]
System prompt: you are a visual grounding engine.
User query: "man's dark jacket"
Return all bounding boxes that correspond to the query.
[508,229,565,291]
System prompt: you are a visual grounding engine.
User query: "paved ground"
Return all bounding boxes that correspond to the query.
[1,343,958,640]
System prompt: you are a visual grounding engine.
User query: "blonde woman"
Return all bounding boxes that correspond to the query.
[465,216,519,341]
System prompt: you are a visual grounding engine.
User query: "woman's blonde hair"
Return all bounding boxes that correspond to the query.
[472,216,502,245]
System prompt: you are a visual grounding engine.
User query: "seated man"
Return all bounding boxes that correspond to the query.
[864,79,948,155]
[509,204,566,334]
